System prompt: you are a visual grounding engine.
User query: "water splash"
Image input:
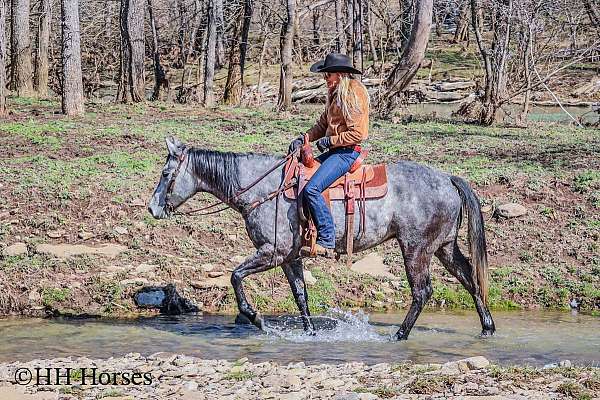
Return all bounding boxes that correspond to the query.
[263,308,394,343]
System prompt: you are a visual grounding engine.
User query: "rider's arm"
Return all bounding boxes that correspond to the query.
[306,110,328,142]
[329,85,369,148]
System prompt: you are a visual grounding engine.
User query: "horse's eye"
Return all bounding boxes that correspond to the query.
[162,171,170,178]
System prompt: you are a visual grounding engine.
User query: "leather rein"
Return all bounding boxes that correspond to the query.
[165,147,299,217]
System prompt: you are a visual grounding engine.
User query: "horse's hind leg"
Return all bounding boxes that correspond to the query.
[396,247,434,340]
[231,245,279,330]
[435,241,496,336]
[282,258,315,333]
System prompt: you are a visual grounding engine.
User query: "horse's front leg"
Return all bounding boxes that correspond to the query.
[231,244,280,330]
[282,257,315,334]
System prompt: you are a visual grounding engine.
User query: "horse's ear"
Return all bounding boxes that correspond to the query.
[165,136,183,156]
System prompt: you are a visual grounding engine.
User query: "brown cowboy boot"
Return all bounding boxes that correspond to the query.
[300,243,335,258]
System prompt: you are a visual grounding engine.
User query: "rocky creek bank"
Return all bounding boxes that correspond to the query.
[1,354,598,399]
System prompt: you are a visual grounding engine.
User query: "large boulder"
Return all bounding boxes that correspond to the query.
[495,203,527,218]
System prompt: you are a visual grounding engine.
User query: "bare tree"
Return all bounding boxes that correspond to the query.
[61,0,84,115]
[215,0,225,68]
[469,0,513,125]
[0,0,7,115]
[335,0,346,53]
[223,6,243,105]
[453,0,469,43]
[378,0,433,115]
[148,0,167,100]
[117,0,145,103]
[204,0,217,106]
[34,0,51,97]
[364,0,378,64]
[239,0,254,85]
[10,0,34,96]
[277,0,295,110]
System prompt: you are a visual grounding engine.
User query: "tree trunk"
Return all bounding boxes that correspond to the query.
[61,0,84,115]
[453,0,469,43]
[117,0,145,103]
[345,0,354,58]
[239,0,253,86]
[312,9,320,46]
[34,0,50,97]
[203,0,216,107]
[0,0,7,116]
[470,0,513,125]
[364,0,378,64]
[148,0,167,101]
[352,0,363,71]
[180,0,201,93]
[277,0,295,111]
[379,0,433,115]
[215,0,225,68]
[335,0,346,54]
[583,0,600,28]
[223,7,243,105]
[10,0,33,96]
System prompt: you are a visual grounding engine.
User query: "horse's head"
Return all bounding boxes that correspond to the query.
[148,136,197,219]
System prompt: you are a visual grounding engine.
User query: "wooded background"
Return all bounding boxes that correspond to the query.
[0,0,598,124]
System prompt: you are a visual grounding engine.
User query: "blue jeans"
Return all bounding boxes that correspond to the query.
[303,147,360,248]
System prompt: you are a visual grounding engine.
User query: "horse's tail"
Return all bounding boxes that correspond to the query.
[450,175,489,305]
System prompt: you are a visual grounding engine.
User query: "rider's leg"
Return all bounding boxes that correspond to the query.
[304,147,359,249]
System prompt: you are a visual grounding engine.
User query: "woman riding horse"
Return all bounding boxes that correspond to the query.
[288,53,370,258]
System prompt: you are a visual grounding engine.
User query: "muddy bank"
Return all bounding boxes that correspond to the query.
[1,354,598,399]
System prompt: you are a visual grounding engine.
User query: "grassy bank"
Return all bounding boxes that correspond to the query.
[0,97,599,317]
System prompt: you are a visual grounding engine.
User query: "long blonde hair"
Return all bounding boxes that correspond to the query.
[330,74,370,120]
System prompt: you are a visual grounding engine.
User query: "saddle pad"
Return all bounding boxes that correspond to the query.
[283,158,388,201]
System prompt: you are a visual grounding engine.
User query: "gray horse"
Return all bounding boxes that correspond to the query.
[148,136,496,340]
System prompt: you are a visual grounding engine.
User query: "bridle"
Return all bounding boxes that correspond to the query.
[164,147,190,214]
[163,146,299,217]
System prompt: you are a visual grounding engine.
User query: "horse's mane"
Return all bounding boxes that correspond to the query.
[189,148,282,199]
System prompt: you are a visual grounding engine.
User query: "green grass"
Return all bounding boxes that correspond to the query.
[41,287,71,307]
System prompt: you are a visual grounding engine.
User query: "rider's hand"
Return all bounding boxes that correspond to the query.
[316,137,331,153]
[288,136,304,154]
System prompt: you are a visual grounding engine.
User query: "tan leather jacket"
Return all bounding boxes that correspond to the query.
[306,79,369,148]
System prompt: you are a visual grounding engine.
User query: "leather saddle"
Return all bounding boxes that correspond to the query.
[283,144,388,264]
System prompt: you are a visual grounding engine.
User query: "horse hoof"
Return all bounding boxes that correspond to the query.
[395,332,409,341]
[480,329,495,337]
[253,313,266,331]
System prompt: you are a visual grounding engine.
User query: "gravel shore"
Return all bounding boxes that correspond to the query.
[1,353,598,399]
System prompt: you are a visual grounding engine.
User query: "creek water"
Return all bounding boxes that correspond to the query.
[1,309,598,366]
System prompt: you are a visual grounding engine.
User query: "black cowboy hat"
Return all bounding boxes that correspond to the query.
[310,53,362,75]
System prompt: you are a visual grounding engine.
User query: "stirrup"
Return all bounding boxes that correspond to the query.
[300,244,335,259]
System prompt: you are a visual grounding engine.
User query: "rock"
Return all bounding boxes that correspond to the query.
[350,253,397,280]
[130,198,146,207]
[36,243,127,258]
[320,378,345,389]
[2,242,27,257]
[227,234,237,241]
[559,360,572,368]
[28,290,41,302]
[114,226,128,235]
[303,270,317,285]
[282,374,302,389]
[439,361,461,375]
[46,230,64,238]
[208,271,224,278]
[496,203,527,218]
[78,231,95,240]
[464,356,490,370]
[200,263,214,272]
[134,284,199,314]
